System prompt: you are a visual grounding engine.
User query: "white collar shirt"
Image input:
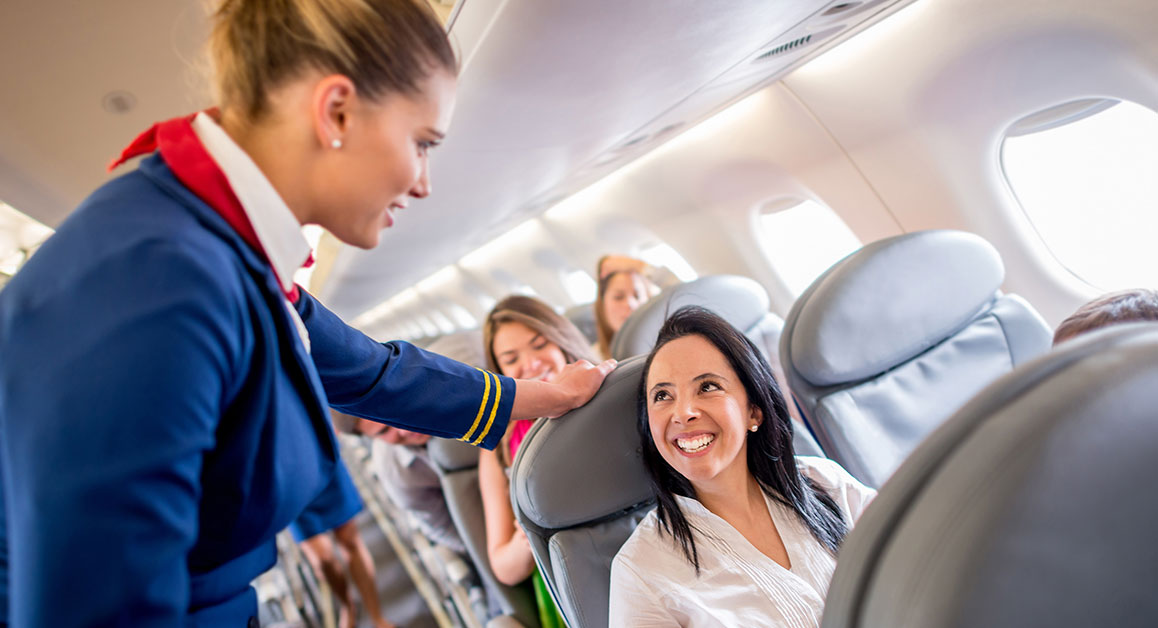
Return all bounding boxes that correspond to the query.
[609,456,876,628]
[191,112,313,351]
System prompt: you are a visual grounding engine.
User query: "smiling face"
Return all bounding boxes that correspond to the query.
[645,334,761,493]
[491,321,569,381]
[310,70,457,249]
[603,272,650,333]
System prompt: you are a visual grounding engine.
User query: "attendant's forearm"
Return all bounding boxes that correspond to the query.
[510,379,572,420]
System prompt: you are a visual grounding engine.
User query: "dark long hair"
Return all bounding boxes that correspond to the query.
[637,306,847,572]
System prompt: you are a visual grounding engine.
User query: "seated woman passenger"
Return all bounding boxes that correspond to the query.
[594,254,679,359]
[609,306,875,627]
[1052,288,1158,345]
[480,295,598,622]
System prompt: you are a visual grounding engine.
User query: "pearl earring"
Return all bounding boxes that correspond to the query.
[331,138,342,149]
[749,424,759,432]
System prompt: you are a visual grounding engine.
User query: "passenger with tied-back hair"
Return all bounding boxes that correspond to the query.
[480,295,601,627]
[609,307,875,627]
[0,1,615,624]
[593,254,679,359]
[1052,289,1158,346]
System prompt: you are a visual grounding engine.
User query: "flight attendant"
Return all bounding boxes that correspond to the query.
[0,0,613,626]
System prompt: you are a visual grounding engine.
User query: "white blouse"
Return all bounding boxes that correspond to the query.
[609,457,875,628]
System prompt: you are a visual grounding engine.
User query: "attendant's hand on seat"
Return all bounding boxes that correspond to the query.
[511,359,617,420]
[546,359,617,418]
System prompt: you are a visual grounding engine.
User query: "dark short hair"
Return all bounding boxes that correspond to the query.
[1053,289,1158,345]
[636,306,847,572]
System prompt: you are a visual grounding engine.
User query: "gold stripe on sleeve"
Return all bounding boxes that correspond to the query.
[472,372,503,446]
[459,368,492,443]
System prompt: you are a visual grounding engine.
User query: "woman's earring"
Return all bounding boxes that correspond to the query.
[331,138,343,149]
[749,424,759,433]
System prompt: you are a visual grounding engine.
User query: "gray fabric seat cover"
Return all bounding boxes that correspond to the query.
[781,230,1052,487]
[610,274,824,458]
[510,356,654,628]
[427,438,538,624]
[822,323,1158,628]
[423,329,538,624]
[564,302,598,345]
[424,329,486,374]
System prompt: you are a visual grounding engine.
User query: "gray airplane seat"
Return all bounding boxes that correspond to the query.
[563,302,598,344]
[424,328,486,370]
[780,229,1051,487]
[424,329,538,626]
[822,323,1158,628]
[510,356,654,628]
[427,438,538,626]
[610,274,824,457]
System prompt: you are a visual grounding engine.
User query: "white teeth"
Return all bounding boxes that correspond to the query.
[676,434,715,453]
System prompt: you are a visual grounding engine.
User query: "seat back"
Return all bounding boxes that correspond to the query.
[822,323,1158,628]
[781,230,1051,487]
[611,275,772,360]
[611,274,823,457]
[424,329,487,371]
[510,357,653,628]
[423,328,538,625]
[427,439,538,625]
[563,302,598,345]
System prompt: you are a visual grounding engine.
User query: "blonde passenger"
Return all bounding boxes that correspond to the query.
[594,254,679,359]
[480,295,598,625]
[610,307,875,627]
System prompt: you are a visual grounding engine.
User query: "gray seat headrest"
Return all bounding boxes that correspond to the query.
[427,437,480,473]
[788,230,1003,387]
[423,329,486,370]
[564,302,598,344]
[513,356,651,529]
[611,275,771,360]
[823,322,1158,628]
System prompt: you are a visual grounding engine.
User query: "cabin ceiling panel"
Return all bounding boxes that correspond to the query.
[0,0,916,322]
[325,0,921,319]
[0,0,210,226]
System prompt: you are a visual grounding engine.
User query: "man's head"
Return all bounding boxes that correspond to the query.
[1053,289,1158,345]
[354,418,432,447]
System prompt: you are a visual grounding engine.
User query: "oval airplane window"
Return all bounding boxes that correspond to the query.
[1002,99,1158,290]
[427,309,457,335]
[636,242,698,282]
[757,198,861,296]
[447,302,478,329]
[562,269,598,304]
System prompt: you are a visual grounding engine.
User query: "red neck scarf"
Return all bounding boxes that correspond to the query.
[109,111,310,303]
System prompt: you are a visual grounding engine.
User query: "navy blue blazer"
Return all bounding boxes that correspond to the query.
[0,155,514,626]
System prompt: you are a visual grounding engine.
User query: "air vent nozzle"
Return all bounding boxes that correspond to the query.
[753,35,813,62]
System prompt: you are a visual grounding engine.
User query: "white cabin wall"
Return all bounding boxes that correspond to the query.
[531,83,905,316]
[389,0,1158,335]
[783,0,1158,324]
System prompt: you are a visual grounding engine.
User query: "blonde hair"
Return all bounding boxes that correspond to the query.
[482,294,596,466]
[208,0,457,121]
